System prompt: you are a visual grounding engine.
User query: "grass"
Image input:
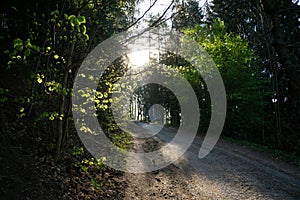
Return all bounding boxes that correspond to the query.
[110,131,132,150]
[222,136,300,168]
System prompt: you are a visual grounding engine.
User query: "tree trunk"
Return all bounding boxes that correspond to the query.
[54,70,69,161]
[54,29,77,161]
[262,0,300,130]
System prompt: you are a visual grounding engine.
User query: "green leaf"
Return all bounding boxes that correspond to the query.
[8,61,14,65]
[68,15,76,20]
[78,16,86,24]
[20,107,24,113]
[84,34,89,41]
[25,38,31,48]
[24,49,30,57]
[0,97,8,103]
[82,25,87,34]
[96,92,103,99]
[50,10,59,16]
[68,15,76,27]
[53,54,59,59]
[37,74,44,84]
[37,78,43,83]
[70,20,75,27]
[13,38,23,51]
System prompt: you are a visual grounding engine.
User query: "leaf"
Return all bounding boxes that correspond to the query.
[70,19,75,27]
[24,49,30,57]
[13,38,23,46]
[8,61,14,65]
[20,107,24,113]
[50,10,59,16]
[13,38,23,51]
[84,34,89,41]
[37,78,43,84]
[78,16,86,24]
[96,92,103,99]
[0,97,8,103]
[68,15,76,27]
[82,25,87,34]
[68,15,76,20]
[37,74,43,84]
[25,38,31,48]
[53,54,59,59]
[31,44,41,52]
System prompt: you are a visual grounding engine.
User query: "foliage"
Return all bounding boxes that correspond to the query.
[1,0,299,174]
[172,0,204,31]
[72,146,85,156]
[110,132,132,150]
[209,0,300,154]
[223,136,300,168]
[184,19,264,139]
[62,156,119,198]
[0,88,9,103]
[1,0,137,160]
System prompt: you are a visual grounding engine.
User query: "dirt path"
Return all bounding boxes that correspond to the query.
[124,123,300,199]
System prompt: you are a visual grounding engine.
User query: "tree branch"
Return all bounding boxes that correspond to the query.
[149,0,175,28]
[125,0,159,30]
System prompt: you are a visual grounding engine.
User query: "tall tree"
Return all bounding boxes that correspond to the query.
[183,19,264,140]
[172,0,204,31]
[1,0,137,160]
[209,0,300,152]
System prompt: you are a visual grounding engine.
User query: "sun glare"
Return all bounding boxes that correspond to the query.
[128,50,150,69]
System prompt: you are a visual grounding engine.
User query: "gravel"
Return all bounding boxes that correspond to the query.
[124,123,300,200]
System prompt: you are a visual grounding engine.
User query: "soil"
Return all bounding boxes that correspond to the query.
[124,123,300,199]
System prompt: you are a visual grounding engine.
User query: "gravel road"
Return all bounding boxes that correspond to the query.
[124,122,300,199]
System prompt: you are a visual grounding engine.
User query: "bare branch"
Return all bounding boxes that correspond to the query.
[149,0,175,28]
[126,0,159,30]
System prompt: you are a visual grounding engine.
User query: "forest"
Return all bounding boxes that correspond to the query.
[0,0,300,199]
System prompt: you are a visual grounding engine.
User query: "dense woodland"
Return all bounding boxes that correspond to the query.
[0,0,299,198]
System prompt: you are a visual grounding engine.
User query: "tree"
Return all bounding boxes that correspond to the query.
[209,0,300,153]
[183,19,264,140]
[172,0,204,31]
[1,0,137,160]
[261,0,300,147]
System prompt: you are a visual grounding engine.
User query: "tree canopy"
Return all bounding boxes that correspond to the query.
[0,1,299,197]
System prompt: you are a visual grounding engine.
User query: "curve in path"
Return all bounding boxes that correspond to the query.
[125,122,300,200]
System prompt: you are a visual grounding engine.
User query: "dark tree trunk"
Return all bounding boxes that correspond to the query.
[262,0,300,128]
